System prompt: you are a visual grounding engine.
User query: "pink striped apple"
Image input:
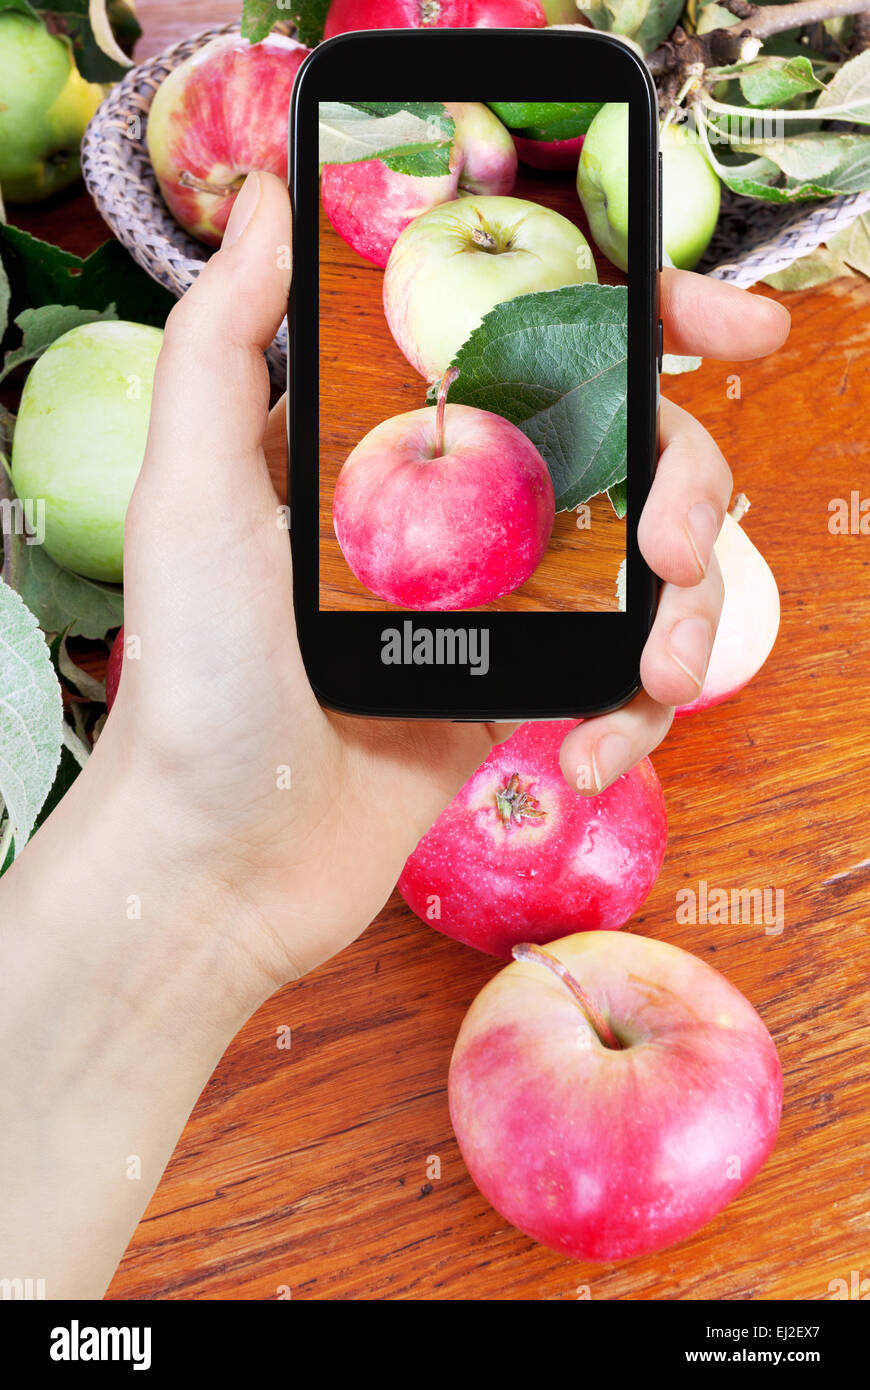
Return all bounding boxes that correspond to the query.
[449,931,783,1261]
[323,0,548,38]
[146,33,310,247]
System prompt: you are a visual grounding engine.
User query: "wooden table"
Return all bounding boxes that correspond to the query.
[11,2,870,1301]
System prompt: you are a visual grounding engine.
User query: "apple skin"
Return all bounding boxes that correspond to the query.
[324,0,547,38]
[577,102,721,272]
[321,102,516,268]
[399,720,667,956]
[541,0,580,18]
[333,403,554,609]
[449,930,783,1262]
[106,627,124,713]
[677,512,780,716]
[146,33,309,247]
[383,194,597,381]
[10,321,164,583]
[0,13,104,203]
[512,132,584,171]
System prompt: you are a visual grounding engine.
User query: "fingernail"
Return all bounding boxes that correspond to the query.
[222,171,261,249]
[667,616,712,689]
[590,734,632,794]
[685,501,720,578]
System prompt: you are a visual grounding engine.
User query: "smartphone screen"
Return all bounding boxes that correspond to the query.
[318,99,630,615]
[290,32,658,719]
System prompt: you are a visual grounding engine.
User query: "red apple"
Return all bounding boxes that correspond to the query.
[449,931,783,1262]
[106,626,124,712]
[324,0,547,38]
[399,720,667,955]
[146,33,310,247]
[333,372,554,609]
[321,102,516,268]
[512,132,585,171]
[677,504,780,716]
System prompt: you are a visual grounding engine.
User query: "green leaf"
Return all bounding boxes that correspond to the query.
[0,225,174,338]
[0,577,63,856]
[816,48,870,125]
[738,56,823,109]
[487,102,603,141]
[762,245,855,290]
[446,284,628,512]
[828,212,870,278]
[15,543,124,640]
[608,479,627,518]
[711,131,870,202]
[14,1,133,82]
[633,0,683,52]
[319,102,454,176]
[241,0,330,47]
[0,302,117,384]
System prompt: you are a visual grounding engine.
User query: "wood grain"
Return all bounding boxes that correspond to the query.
[10,1,870,1301]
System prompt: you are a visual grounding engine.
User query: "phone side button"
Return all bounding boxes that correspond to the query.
[657,318,663,373]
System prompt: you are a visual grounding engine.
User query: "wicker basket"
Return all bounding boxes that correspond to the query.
[82,19,870,387]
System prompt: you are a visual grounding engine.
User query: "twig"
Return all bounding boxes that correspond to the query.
[647,0,870,78]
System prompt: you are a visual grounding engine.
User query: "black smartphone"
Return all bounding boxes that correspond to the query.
[289,27,660,720]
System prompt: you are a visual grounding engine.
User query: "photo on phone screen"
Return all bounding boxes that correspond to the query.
[317,99,630,618]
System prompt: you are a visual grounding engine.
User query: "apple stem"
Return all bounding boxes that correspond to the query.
[179,170,244,198]
[512,942,623,1051]
[730,492,751,524]
[434,367,458,458]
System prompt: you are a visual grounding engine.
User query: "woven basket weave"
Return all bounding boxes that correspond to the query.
[82,19,870,385]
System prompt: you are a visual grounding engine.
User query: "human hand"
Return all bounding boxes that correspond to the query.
[91,174,790,994]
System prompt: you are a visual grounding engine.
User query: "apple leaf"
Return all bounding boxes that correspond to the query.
[14,542,124,640]
[816,48,870,126]
[0,302,117,385]
[0,577,63,858]
[738,56,824,109]
[0,225,174,341]
[241,0,330,47]
[608,479,627,519]
[709,132,870,202]
[319,102,454,177]
[445,284,628,511]
[761,245,855,291]
[6,0,136,82]
[487,102,604,141]
[828,212,870,278]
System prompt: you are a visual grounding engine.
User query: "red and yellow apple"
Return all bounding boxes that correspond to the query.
[146,33,309,246]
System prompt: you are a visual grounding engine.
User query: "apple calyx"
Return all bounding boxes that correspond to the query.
[432,366,459,457]
[471,225,498,251]
[178,170,245,198]
[495,772,546,827]
[512,941,623,1050]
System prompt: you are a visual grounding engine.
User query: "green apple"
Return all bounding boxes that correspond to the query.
[0,13,104,203]
[577,102,721,272]
[541,0,580,19]
[11,321,164,582]
[383,194,598,381]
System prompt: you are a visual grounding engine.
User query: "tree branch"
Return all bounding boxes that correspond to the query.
[647,0,870,78]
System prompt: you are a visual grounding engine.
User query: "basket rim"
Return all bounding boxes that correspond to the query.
[82,19,870,311]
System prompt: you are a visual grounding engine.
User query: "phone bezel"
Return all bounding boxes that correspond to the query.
[289,28,660,720]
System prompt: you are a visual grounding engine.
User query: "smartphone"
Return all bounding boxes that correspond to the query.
[289,27,660,720]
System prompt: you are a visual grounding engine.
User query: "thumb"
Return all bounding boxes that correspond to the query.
[135,170,291,519]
